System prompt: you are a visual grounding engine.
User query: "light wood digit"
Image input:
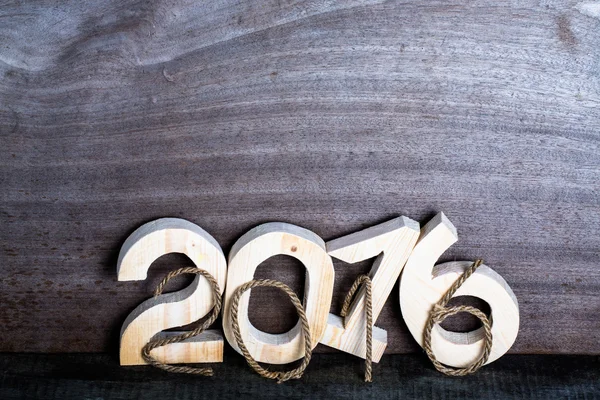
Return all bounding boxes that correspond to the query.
[118,218,227,366]
[222,222,334,364]
[319,217,420,362]
[399,212,519,367]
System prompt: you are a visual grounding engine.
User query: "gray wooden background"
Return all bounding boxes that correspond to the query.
[1,0,598,355]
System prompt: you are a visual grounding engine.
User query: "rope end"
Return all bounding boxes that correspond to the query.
[433,304,445,313]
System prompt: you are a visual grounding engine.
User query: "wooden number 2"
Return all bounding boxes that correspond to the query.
[118,218,227,366]
[399,212,520,367]
[222,223,335,364]
[319,217,420,362]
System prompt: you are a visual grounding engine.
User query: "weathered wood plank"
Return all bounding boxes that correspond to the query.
[0,0,599,354]
[1,353,599,399]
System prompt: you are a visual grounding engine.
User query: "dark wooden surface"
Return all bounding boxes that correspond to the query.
[1,353,599,399]
[1,1,599,354]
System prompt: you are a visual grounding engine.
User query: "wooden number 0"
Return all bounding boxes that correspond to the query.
[319,217,420,362]
[118,218,227,365]
[222,223,335,364]
[399,213,520,367]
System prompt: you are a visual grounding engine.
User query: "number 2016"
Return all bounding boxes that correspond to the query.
[117,212,519,369]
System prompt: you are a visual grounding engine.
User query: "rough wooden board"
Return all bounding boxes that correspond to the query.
[0,0,599,354]
[1,353,599,399]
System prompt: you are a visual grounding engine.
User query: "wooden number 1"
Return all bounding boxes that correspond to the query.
[319,217,420,362]
[399,212,519,367]
[118,218,227,366]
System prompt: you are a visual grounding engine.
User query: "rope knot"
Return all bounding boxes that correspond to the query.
[423,259,493,376]
[432,303,446,315]
[275,372,301,384]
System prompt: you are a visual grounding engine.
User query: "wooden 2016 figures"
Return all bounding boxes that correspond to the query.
[117,213,519,378]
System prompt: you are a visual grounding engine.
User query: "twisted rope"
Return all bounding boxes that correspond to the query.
[141,267,222,376]
[423,259,493,376]
[230,279,312,383]
[340,275,373,382]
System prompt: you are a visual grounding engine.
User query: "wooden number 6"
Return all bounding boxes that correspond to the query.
[222,223,334,364]
[118,218,227,366]
[399,213,519,367]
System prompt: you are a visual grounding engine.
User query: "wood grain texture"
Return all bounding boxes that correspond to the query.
[1,353,599,399]
[0,0,599,354]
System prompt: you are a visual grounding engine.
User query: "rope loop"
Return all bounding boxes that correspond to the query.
[141,267,222,376]
[423,259,493,376]
[230,279,312,383]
